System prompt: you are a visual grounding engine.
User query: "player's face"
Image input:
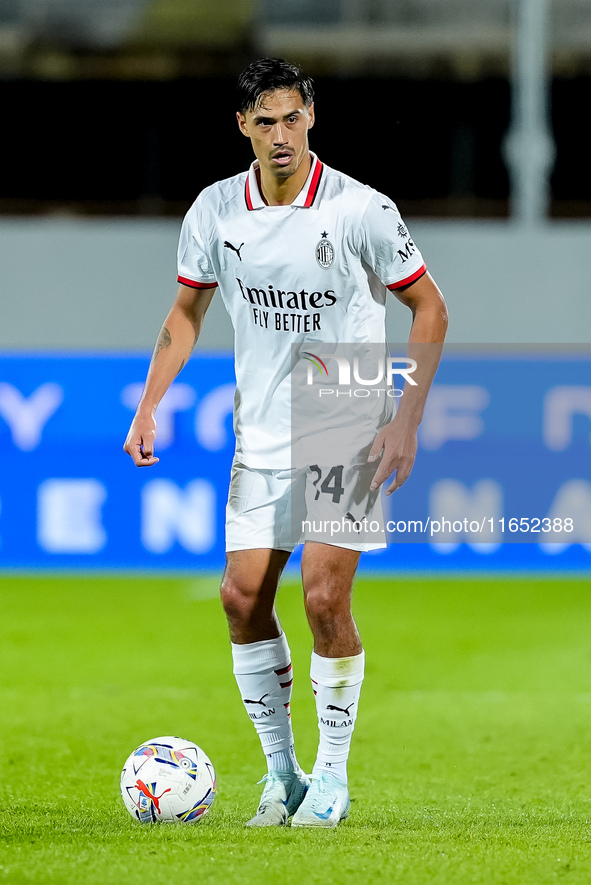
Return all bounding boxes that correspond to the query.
[237,89,315,181]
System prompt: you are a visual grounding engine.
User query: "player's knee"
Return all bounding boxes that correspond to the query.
[220,577,259,624]
[304,585,343,625]
[220,580,248,619]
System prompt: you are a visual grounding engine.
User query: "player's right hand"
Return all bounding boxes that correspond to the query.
[123,414,160,467]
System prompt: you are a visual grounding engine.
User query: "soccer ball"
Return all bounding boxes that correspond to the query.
[120,736,216,823]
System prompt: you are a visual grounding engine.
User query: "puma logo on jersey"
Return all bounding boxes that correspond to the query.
[224,241,244,261]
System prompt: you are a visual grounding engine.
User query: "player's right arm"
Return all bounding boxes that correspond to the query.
[123,283,216,466]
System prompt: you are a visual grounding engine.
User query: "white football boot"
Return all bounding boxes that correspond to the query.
[245,770,310,827]
[291,772,350,828]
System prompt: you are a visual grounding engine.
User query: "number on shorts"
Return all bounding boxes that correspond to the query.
[309,465,345,504]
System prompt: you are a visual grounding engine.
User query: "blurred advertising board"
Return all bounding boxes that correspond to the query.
[0,349,590,571]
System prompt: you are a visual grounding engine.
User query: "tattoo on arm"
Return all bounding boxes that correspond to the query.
[156,326,172,354]
[177,334,198,375]
[176,331,199,376]
[150,325,172,367]
[150,323,198,376]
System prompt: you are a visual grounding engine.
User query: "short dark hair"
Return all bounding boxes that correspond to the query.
[237,57,314,114]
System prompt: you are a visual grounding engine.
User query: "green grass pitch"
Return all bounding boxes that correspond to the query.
[1,572,591,884]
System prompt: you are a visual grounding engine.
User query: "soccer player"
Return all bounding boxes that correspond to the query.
[124,58,448,828]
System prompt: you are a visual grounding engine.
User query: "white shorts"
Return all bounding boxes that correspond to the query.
[225,457,386,553]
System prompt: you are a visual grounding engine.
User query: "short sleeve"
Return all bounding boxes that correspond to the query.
[360,191,427,290]
[177,197,218,290]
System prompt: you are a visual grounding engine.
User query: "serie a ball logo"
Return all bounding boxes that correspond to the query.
[316,237,334,268]
[120,736,216,824]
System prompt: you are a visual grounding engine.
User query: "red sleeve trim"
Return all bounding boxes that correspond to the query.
[178,275,218,290]
[386,264,427,290]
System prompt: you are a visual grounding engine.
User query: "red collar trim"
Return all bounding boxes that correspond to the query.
[244,153,323,210]
[303,157,324,207]
[245,173,254,210]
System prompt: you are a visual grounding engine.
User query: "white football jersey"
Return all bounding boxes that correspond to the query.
[177,153,426,468]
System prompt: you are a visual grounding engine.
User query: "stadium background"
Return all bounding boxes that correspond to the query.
[1,0,590,571]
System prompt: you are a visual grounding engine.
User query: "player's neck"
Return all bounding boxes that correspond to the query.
[257,153,312,206]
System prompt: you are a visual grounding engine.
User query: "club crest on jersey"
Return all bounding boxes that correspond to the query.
[316,234,334,269]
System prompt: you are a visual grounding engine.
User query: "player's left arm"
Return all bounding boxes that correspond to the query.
[368,271,448,494]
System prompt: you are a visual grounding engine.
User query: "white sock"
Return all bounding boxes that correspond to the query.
[231,633,302,774]
[310,650,365,784]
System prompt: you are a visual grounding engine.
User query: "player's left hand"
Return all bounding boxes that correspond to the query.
[367,418,418,495]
